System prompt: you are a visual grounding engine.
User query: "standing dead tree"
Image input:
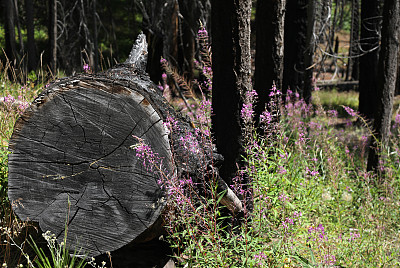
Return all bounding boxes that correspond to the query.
[367,0,400,173]
[134,0,210,84]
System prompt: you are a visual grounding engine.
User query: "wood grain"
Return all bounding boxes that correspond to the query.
[8,77,172,256]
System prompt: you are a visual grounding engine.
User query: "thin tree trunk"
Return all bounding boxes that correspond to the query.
[4,0,17,64]
[25,0,37,72]
[49,0,57,74]
[329,0,338,54]
[367,0,400,172]
[92,0,99,72]
[177,0,196,80]
[358,0,382,120]
[254,0,286,122]
[14,0,24,56]
[303,0,316,103]
[396,47,400,95]
[211,0,252,183]
[346,0,360,81]
[283,0,308,95]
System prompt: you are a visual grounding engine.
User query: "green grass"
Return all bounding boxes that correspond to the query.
[244,93,400,267]
[313,89,359,117]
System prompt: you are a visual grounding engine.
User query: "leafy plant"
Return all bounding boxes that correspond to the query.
[28,230,87,268]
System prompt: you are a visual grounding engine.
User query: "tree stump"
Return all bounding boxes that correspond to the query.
[7,34,242,260]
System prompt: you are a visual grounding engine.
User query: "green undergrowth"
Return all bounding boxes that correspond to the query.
[244,94,400,267]
[312,89,359,117]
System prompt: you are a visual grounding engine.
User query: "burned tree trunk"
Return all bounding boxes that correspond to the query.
[8,34,242,260]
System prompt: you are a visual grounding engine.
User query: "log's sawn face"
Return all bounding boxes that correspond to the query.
[7,77,173,256]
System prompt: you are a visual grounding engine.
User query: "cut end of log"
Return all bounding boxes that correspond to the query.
[8,77,173,257]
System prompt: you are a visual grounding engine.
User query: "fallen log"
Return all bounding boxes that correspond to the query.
[316,80,359,91]
[7,34,242,259]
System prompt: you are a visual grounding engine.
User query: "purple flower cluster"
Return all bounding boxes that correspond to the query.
[83,64,91,73]
[1,93,29,115]
[348,231,361,241]
[268,84,281,97]
[307,224,327,242]
[324,254,336,266]
[197,27,209,41]
[179,132,200,154]
[131,136,160,170]
[306,167,319,177]
[241,103,254,123]
[281,211,302,229]
[254,251,268,267]
[278,193,288,202]
[342,105,357,117]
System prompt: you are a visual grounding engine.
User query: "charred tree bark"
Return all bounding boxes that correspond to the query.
[211,0,252,183]
[254,0,286,121]
[4,0,17,64]
[346,0,360,81]
[8,34,242,259]
[396,47,400,96]
[367,0,400,172]
[282,0,308,95]
[303,0,317,103]
[49,0,57,74]
[25,0,37,72]
[92,0,99,73]
[358,0,382,120]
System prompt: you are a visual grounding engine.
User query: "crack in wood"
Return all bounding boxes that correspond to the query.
[96,169,150,230]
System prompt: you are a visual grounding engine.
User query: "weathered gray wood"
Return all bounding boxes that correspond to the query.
[7,34,242,259]
[316,80,359,91]
[8,76,173,256]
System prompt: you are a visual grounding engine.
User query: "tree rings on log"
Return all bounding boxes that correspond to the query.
[8,76,173,256]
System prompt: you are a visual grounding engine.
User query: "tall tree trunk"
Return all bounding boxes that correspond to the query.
[358,0,382,120]
[25,0,37,72]
[14,0,24,56]
[211,0,252,183]
[303,0,316,103]
[396,47,400,95]
[92,0,99,72]
[254,0,286,122]
[346,0,360,81]
[177,0,196,80]
[329,0,340,55]
[367,0,400,172]
[282,0,308,95]
[4,0,17,64]
[49,0,57,74]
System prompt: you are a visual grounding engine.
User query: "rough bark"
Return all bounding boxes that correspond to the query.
[8,34,242,258]
[303,0,317,103]
[346,0,360,81]
[282,0,308,95]
[358,0,382,119]
[254,0,286,121]
[367,0,400,172]
[25,0,37,72]
[4,0,17,63]
[49,0,57,74]
[14,0,24,55]
[211,0,252,183]
[92,0,99,72]
[396,47,400,95]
